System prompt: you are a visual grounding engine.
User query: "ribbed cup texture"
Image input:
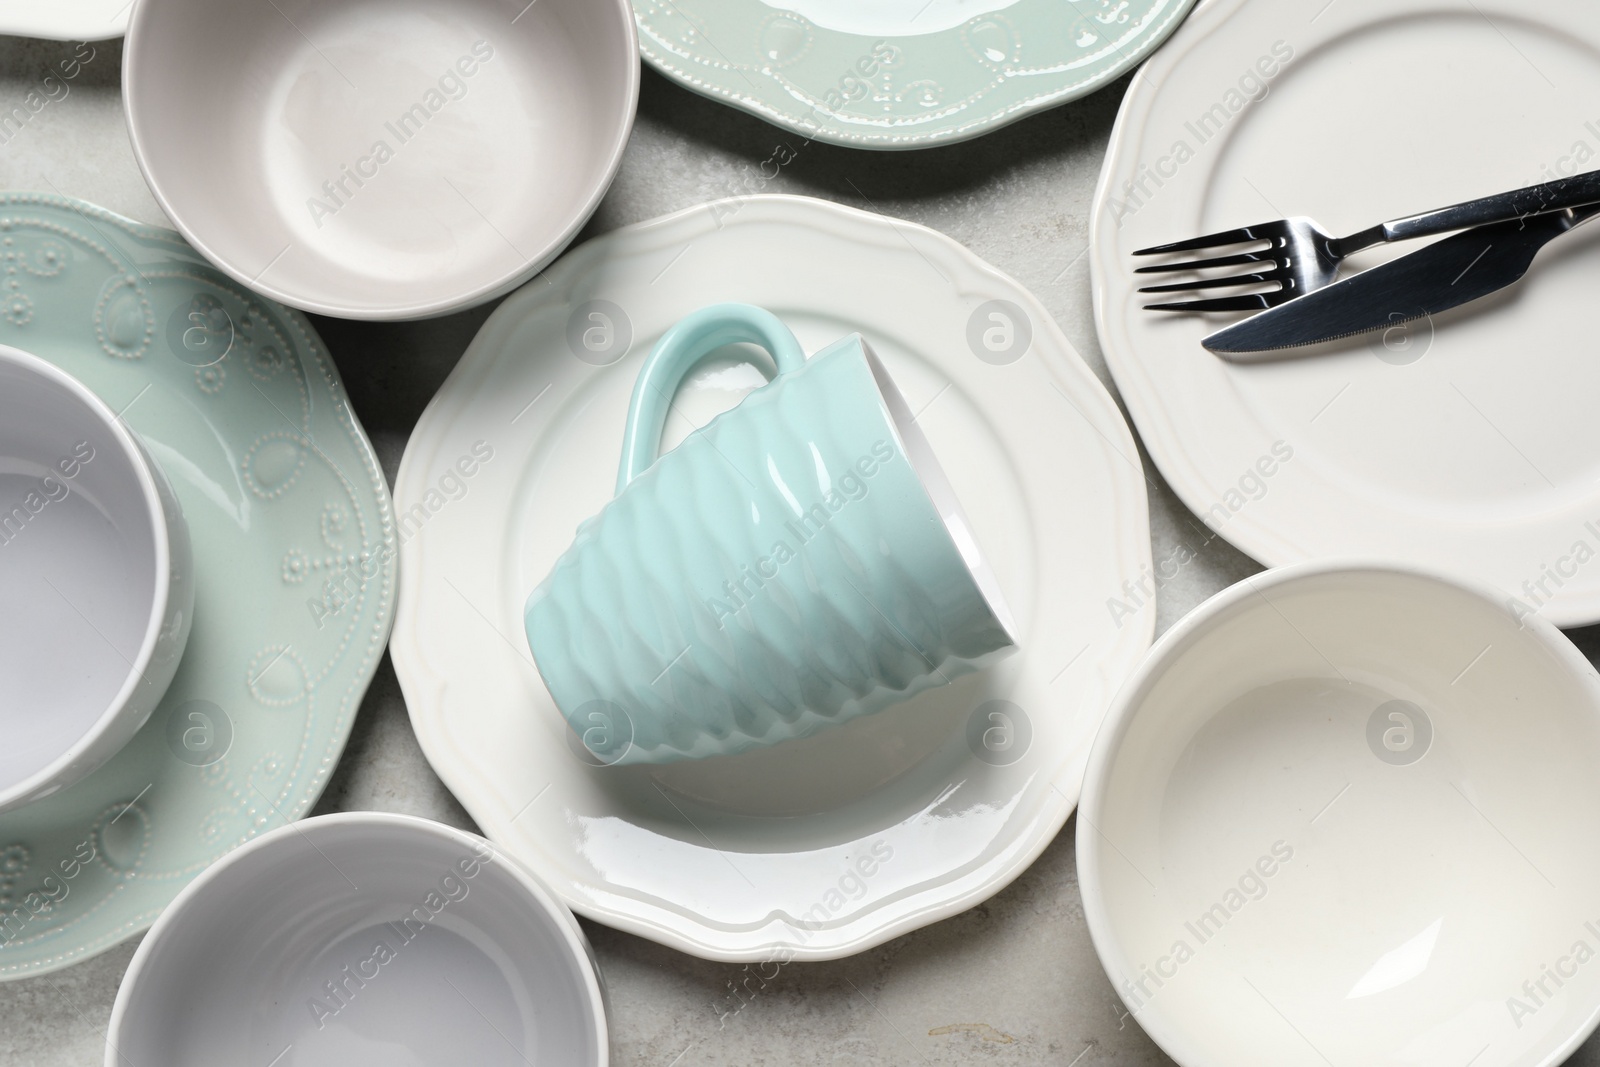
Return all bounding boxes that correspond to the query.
[525,337,1013,764]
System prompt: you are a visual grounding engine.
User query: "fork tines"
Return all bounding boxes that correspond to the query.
[1139,293,1282,313]
[1132,223,1287,312]
[1133,250,1274,275]
[1132,225,1275,257]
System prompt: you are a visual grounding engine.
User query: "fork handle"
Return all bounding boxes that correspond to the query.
[1333,168,1600,255]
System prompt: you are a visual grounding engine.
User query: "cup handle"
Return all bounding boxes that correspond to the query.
[615,303,807,493]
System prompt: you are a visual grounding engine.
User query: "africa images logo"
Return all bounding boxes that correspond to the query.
[1507,920,1600,1029]
[0,440,95,548]
[1120,841,1295,1014]
[705,440,895,627]
[305,843,495,1030]
[1107,40,1296,227]
[305,41,496,229]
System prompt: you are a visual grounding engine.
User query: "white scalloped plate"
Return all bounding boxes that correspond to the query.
[393,194,1153,960]
[1093,0,1600,627]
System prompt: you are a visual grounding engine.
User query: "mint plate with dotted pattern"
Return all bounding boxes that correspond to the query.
[634,0,1196,148]
[0,193,395,979]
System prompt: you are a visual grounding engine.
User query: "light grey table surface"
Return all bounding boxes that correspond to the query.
[5,31,1600,1067]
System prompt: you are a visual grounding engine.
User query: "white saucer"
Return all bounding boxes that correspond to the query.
[393,194,1153,960]
[1092,0,1600,627]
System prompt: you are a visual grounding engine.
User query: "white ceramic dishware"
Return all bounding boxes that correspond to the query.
[107,812,609,1066]
[0,345,192,815]
[0,0,127,40]
[1079,560,1600,1067]
[122,0,638,320]
[1092,0,1600,626]
[0,193,394,982]
[393,194,1153,960]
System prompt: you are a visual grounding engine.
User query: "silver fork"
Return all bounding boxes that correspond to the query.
[1134,168,1600,312]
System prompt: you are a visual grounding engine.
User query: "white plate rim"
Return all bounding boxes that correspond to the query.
[0,1,128,41]
[1090,0,1600,627]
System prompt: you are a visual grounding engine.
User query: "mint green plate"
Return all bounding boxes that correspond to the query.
[633,0,1197,148]
[0,193,395,979]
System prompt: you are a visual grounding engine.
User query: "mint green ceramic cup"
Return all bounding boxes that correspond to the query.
[524,303,1018,765]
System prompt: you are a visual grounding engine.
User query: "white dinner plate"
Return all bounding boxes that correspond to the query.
[0,0,127,40]
[393,194,1153,960]
[1092,0,1600,627]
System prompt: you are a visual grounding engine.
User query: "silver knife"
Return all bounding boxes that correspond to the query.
[1202,203,1600,358]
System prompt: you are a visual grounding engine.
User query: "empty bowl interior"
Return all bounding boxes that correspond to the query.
[127,0,635,316]
[113,817,605,1066]
[1085,567,1600,1067]
[0,356,158,792]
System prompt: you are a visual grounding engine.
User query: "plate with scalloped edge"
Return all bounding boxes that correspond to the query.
[1092,0,1600,626]
[0,192,394,980]
[392,193,1153,960]
[634,0,1197,149]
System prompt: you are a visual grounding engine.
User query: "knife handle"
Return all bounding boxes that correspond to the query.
[1333,169,1600,255]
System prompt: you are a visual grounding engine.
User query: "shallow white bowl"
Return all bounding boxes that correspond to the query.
[123,0,637,320]
[108,813,609,1066]
[1079,561,1600,1067]
[0,345,193,814]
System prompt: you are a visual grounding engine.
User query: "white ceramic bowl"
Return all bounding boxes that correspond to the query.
[0,345,193,814]
[1079,561,1600,1067]
[108,813,609,1066]
[123,0,638,320]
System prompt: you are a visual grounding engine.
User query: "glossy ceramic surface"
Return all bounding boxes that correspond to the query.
[635,0,1197,148]
[526,303,1017,765]
[0,193,394,980]
[394,194,1152,959]
[0,345,193,815]
[107,813,609,1067]
[123,0,638,320]
[0,1,127,40]
[1092,0,1600,626]
[1079,561,1600,1067]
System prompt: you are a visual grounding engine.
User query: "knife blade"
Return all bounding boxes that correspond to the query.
[1202,203,1600,357]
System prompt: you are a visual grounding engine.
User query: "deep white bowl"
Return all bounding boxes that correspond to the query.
[0,345,193,814]
[108,813,609,1066]
[1079,561,1600,1067]
[123,0,637,320]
